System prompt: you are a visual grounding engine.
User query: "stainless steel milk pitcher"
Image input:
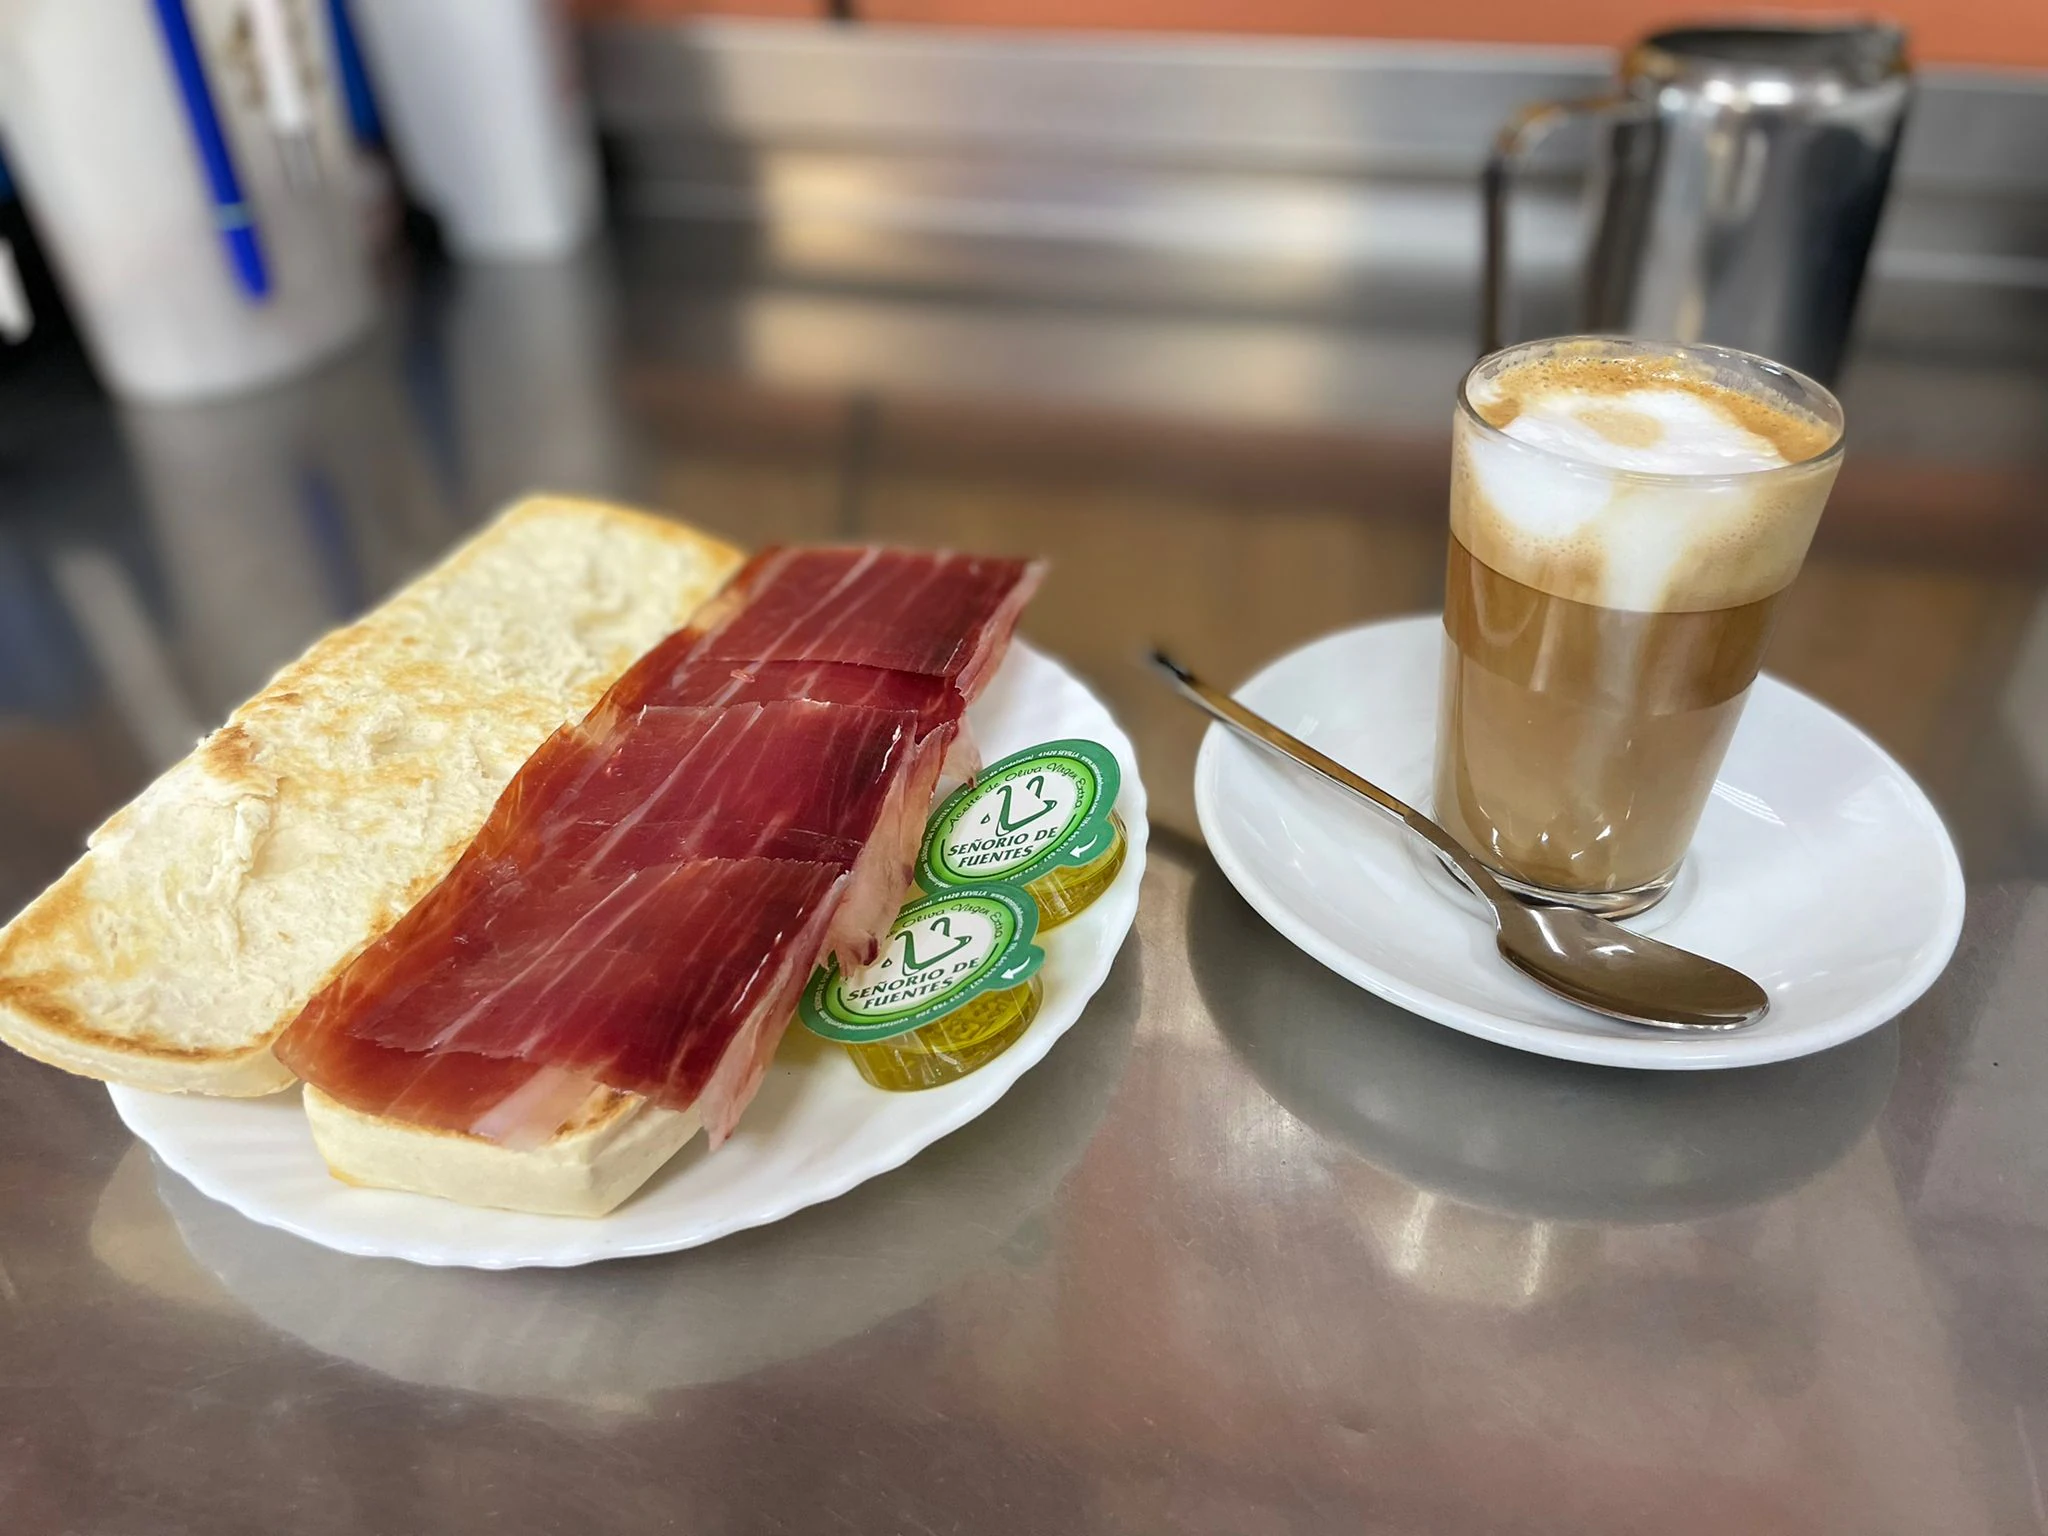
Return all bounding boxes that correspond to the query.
[1482,23,1911,382]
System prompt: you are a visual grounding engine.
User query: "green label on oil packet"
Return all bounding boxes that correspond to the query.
[917,739,1121,891]
[800,886,1044,1044]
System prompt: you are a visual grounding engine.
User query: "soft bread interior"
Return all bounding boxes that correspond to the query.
[305,1086,702,1218]
[0,497,743,1096]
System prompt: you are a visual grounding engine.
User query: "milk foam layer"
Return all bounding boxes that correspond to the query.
[1490,387,1788,475]
[1455,347,1842,614]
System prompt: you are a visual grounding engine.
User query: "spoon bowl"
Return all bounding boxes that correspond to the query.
[1495,902,1765,1030]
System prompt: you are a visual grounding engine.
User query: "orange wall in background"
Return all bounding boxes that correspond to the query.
[577,0,2048,71]
[860,0,2047,68]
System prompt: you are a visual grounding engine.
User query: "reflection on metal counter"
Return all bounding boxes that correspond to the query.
[1174,853,1997,1529]
[114,333,452,716]
[1185,860,1898,1225]
[438,246,646,517]
[97,947,1137,1405]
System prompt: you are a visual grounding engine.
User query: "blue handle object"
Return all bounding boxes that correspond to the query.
[151,0,270,301]
[326,0,383,149]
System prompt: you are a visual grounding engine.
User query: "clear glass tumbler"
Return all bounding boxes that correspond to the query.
[1433,335,1845,916]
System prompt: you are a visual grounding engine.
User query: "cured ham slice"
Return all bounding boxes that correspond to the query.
[277,544,1040,1151]
[495,702,925,873]
[608,653,964,731]
[681,548,1041,696]
[282,860,844,1147]
[410,699,933,972]
[336,858,840,1069]
[605,655,983,791]
[287,1034,596,1151]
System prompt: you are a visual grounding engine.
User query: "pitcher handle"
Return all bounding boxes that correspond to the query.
[1480,94,1628,357]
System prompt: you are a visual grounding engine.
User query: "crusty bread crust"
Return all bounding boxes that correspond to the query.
[0,496,744,1096]
[304,1086,701,1217]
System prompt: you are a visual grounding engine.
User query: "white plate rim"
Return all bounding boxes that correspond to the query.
[1194,614,1965,1071]
[111,641,1146,1268]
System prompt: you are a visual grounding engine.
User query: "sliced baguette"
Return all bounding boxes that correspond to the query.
[0,495,744,1096]
[304,1086,702,1218]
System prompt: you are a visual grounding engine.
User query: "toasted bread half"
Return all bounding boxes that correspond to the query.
[304,1086,702,1218]
[0,496,744,1096]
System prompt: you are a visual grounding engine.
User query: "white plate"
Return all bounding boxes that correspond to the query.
[112,642,1146,1269]
[1194,615,1964,1070]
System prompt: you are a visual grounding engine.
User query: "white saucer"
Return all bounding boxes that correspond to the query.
[111,642,1146,1269]
[1194,615,1964,1070]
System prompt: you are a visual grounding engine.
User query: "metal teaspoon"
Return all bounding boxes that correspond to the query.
[1153,651,1768,1033]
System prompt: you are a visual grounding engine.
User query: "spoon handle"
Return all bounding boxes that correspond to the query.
[1150,651,1511,913]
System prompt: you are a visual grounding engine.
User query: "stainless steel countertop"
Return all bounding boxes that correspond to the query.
[4,241,2048,1535]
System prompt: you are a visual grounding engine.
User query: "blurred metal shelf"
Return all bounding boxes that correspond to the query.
[587,19,2048,309]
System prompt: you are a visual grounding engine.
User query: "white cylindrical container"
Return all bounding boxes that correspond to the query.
[0,0,375,401]
[348,0,600,261]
